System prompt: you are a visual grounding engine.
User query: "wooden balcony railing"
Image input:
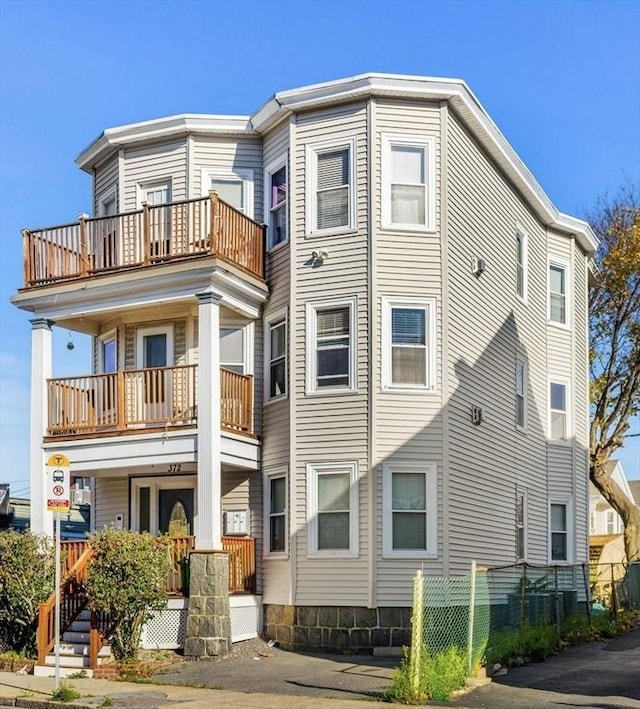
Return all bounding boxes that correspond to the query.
[22,193,265,287]
[46,365,253,437]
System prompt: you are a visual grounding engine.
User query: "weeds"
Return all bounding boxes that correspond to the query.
[51,682,81,702]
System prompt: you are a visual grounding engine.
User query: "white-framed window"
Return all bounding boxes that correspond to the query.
[264,310,287,401]
[306,297,357,394]
[265,156,288,249]
[136,324,174,369]
[516,228,528,301]
[306,137,356,236]
[307,462,358,557]
[549,378,570,441]
[548,260,569,326]
[201,168,254,219]
[515,357,527,430]
[138,180,172,207]
[382,461,437,558]
[516,490,527,561]
[606,510,615,535]
[382,134,435,231]
[99,330,118,374]
[381,297,436,390]
[264,471,287,556]
[549,500,572,563]
[98,187,118,217]
[220,327,245,374]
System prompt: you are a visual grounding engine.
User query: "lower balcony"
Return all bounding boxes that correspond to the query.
[46,365,253,439]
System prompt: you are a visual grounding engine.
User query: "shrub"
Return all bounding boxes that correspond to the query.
[85,529,169,662]
[0,531,55,655]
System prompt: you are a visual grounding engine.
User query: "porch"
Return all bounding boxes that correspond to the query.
[21,193,265,287]
[46,365,254,438]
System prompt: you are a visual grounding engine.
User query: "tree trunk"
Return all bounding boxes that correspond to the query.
[591,462,640,562]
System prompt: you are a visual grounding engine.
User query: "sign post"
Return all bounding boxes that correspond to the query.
[46,454,70,691]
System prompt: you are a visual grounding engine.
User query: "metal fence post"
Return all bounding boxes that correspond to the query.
[553,565,561,638]
[581,562,592,626]
[518,563,527,652]
[467,560,477,675]
[410,569,424,697]
[611,563,618,619]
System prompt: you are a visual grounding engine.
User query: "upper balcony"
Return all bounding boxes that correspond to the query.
[22,194,265,289]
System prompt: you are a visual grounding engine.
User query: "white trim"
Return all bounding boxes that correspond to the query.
[305,136,357,237]
[515,224,528,303]
[264,308,288,402]
[200,167,254,219]
[515,355,527,432]
[264,154,288,250]
[548,376,571,443]
[136,179,172,209]
[548,257,570,328]
[381,134,436,232]
[136,324,174,369]
[263,469,288,558]
[381,296,436,391]
[130,474,197,535]
[306,461,359,558]
[549,498,573,564]
[382,461,437,558]
[305,296,358,395]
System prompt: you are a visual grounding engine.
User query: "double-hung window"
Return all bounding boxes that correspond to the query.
[516,491,527,561]
[383,462,437,557]
[306,138,355,235]
[265,311,287,400]
[515,358,527,430]
[516,229,528,300]
[550,502,570,562]
[382,297,435,390]
[306,297,356,394]
[382,134,435,231]
[265,473,287,554]
[549,379,569,441]
[307,462,358,557]
[201,168,254,218]
[265,158,287,249]
[549,261,569,325]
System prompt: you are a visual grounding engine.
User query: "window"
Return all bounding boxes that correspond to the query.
[265,312,287,400]
[589,510,596,535]
[306,138,355,235]
[383,462,437,557]
[307,462,358,557]
[550,502,569,562]
[606,510,615,535]
[201,168,254,218]
[516,229,527,300]
[266,474,287,554]
[549,261,568,325]
[516,491,527,560]
[265,158,287,249]
[382,135,435,230]
[220,327,245,374]
[515,358,527,429]
[138,181,172,258]
[549,379,569,441]
[382,297,436,390]
[306,297,357,394]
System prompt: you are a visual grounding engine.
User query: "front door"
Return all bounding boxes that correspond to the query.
[159,489,194,537]
[141,182,172,259]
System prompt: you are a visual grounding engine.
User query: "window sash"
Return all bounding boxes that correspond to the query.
[316,471,351,552]
[516,493,525,560]
[550,382,567,440]
[549,265,567,323]
[550,503,568,561]
[315,306,350,388]
[268,320,286,399]
[269,476,286,553]
[516,233,525,298]
[269,165,287,246]
[516,361,526,428]
[314,147,351,231]
[391,471,427,551]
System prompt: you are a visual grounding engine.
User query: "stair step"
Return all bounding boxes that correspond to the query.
[43,654,88,669]
[34,664,94,678]
[63,630,90,644]
[68,620,91,632]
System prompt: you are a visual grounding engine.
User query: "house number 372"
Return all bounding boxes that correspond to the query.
[168,463,182,473]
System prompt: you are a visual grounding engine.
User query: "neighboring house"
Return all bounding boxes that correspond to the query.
[11,73,597,653]
[589,460,634,537]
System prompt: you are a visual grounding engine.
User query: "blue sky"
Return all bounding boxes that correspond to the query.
[1,0,638,495]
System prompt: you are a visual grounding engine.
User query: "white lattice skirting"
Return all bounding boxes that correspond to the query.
[141,596,262,649]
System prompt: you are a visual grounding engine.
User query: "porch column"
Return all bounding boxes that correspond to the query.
[30,318,53,537]
[195,290,222,550]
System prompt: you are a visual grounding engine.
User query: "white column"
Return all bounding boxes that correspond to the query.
[30,318,53,537]
[195,291,222,550]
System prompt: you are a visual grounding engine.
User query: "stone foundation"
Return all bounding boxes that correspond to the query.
[184,551,231,659]
[264,604,411,652]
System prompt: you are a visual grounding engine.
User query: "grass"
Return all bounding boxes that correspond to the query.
[50,682,81,702]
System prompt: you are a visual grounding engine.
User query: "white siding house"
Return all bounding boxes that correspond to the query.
[12,73,597,654]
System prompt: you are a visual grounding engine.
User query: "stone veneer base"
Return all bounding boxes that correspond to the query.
[263,604,412,652]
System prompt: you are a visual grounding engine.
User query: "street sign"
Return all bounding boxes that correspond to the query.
[46,453,70,512]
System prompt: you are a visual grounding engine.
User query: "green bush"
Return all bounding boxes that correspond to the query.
[385,645,468,704]
[85,529,169,662]
[51,681,81,702]
[0,531,55,655]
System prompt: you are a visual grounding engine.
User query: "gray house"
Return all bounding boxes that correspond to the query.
[12,73,596,656]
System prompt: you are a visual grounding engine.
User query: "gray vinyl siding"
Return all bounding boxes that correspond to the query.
[191,136,263,220]
[93,155,119,215]
[222,469,262,593]
[292,102,369,606]
[373,100,446,601]
[122,140,188,211]
[445,109,551,572]
[94,477,128,530]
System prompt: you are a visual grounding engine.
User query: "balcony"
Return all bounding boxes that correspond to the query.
[22,194,265,287]
[46,365,254,439]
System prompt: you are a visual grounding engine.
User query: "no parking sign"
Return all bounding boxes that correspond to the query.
[46,453,70,512]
